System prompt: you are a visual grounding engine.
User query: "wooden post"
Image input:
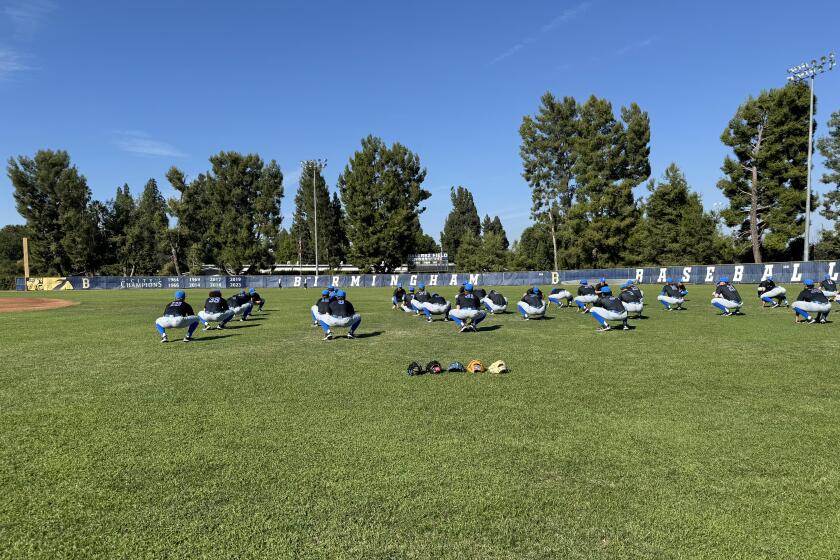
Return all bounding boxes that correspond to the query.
[22,237,30,280]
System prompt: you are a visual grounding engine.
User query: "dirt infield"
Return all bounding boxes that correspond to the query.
[0,298,79,313]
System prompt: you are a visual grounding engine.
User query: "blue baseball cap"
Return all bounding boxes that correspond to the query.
[175,290,186,300]
[666,277,673,283]
[335,290,346,298]
[418,283,425,289]
[464,283,474,291]
[329,284,335,289]
[719,277,729,283]
[599,277,606,282]
[397,283,402,288]
[804,278,815,286]
[249,288,255,294]
[600,286,612,294]
[767,276,773,280]
[825,274,832,280]
[239,289,246,295]
[409,287,415,292]
[321,289,329,296]
[532,286,541,293]
[621,281,630,288]
[580,279,587,284]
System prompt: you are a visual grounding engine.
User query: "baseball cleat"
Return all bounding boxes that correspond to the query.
[459,325,469,333]
[597,325,611,332]
[323,331,334,340]
[183,336,192,342]
[346,332,355,339]
[808,318,817,324]
[426,317,433,322]
[202,325,212,331]
[622,325,630,330]
[160,335,168,343]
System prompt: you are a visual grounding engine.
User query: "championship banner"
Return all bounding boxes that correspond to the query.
[25,277,75,291]
[15,259,840,291]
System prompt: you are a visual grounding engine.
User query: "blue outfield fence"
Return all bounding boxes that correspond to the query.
[15,259,840,291]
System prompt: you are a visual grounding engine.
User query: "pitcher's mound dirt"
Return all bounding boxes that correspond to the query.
[0,298,79,313]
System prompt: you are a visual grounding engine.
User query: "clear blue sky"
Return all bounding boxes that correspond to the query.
[1,0,838,243]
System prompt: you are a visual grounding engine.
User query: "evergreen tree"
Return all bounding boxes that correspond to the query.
[454,230,483,272]
[481,214,509,249]
[169,153,284,273]
[290,162,332,266]
[520,93,578,270]
[627,164,720,265]
[414,230,441,253]
[480,232,509,272]
[166,167,210,274]
[324,192,348,269]
[566,97,650,268]
[102,184,135,275]
[7,149,98,275]
[338,135,430,272]
[440,186,481,260]
[0,224,27,289]
[510,223,553,270]
[125,179,169,274]
[717,82,812,262]
[815,110,840,259]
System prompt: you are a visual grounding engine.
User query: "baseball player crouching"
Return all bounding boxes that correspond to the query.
[155,290,200,343]
[589,286,629,332]
[227,290,254,321]
[482,289,508,314]
[820,274,838,301]
[757,276,788,307]
[400,287,420,314]
[792,279,832,324]
[421,291,451,322]
[517,286,547,320]
[619,281,644,318]
[711,277,743,316]
[574,279,598,312]
[318,290,362,340]
[248,288,266,312]
[198,289,235,331]
[448,283,487,332]
[311,289,332,326]
[547,286,573,308]
[657,278,685,310]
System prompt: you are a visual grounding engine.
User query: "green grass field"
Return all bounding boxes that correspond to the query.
[1,285,839,559]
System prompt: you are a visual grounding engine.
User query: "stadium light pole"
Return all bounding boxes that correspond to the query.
[301,159,328,283]
[786,52,836,262]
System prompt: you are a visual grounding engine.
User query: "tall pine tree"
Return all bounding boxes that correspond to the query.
[125,179,169,274]
[813,109,840,259]
[338,135,430,272]
[520,93,578,270]
[717,82,812,262]
[8,150,98,275]
[440,186,481,260]
[566,97,650,268]
[627,164,720,265]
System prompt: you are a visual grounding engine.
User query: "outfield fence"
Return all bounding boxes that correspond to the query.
[15,260,840,291]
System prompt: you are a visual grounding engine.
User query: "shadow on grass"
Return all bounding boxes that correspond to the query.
[354,331,384,339]
[193,334,241,342]
[476,324,503,332]
[228,323,261,329]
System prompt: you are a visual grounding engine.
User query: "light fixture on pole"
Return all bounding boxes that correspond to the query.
[786,51,836,262]
[301,158,328,283]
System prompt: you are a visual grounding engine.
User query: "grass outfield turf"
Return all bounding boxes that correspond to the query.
[0,286,838,559]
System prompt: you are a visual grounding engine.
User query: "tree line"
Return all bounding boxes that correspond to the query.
[3,82,840,287]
